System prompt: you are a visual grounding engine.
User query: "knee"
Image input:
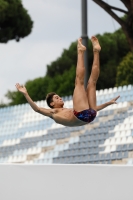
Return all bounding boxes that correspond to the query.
[75,75,84,86]
[87,79,97,87]
[75,78,77,86]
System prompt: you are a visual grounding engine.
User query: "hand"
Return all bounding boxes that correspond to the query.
[15,83,27,95]
[110,95,120,104]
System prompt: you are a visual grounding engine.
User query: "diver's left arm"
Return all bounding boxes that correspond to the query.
[96,95,120,111]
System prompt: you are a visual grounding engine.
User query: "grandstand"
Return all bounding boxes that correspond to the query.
[0,85,133,165]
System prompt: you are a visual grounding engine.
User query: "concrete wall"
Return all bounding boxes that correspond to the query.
[0,164,133,200]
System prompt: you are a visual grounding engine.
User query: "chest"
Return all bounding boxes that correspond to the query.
[54,108,73,118]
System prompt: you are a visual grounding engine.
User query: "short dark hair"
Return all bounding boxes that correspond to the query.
[46,92,56,108]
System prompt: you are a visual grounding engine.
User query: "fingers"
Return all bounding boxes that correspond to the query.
[113,95,120,104]
[115,95,120,101]
[15,83,20,89]
[15,83,22,90]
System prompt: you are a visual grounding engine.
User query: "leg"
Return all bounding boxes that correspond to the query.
[73,38,89,112]
[86,36,101,111]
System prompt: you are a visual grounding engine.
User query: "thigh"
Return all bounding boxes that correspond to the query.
[86,78,97,111]
[73,83,89,112]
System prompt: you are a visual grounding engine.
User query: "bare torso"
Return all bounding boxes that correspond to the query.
[51,108,87,127]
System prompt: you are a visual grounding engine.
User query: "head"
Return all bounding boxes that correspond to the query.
[46,92,64,108]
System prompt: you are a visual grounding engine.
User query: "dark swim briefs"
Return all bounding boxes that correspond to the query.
[73,108,97,123]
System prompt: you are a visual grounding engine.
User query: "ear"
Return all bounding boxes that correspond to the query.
[50,102,54,108]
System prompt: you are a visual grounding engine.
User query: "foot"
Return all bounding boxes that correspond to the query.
[91,36,101,52]
[77,38,86,52]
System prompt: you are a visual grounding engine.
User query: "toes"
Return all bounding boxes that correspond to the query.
[91,36,98,42]
[78,38,82,43]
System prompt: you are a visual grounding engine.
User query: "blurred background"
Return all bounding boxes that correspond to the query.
[0,0,132,105]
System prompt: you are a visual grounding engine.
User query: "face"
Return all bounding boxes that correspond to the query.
[51,94,64,108]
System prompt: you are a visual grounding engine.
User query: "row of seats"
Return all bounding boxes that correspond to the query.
[0,85,133,164]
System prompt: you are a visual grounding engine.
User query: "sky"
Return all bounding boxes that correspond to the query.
[0,0,126,103]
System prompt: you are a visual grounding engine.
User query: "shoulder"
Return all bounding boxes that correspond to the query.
[37,107,56,117]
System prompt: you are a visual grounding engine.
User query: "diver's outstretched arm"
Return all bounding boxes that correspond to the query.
[15,83,53,117]
[96,95,120,111]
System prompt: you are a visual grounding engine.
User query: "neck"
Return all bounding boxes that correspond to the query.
[54,106,64,109]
